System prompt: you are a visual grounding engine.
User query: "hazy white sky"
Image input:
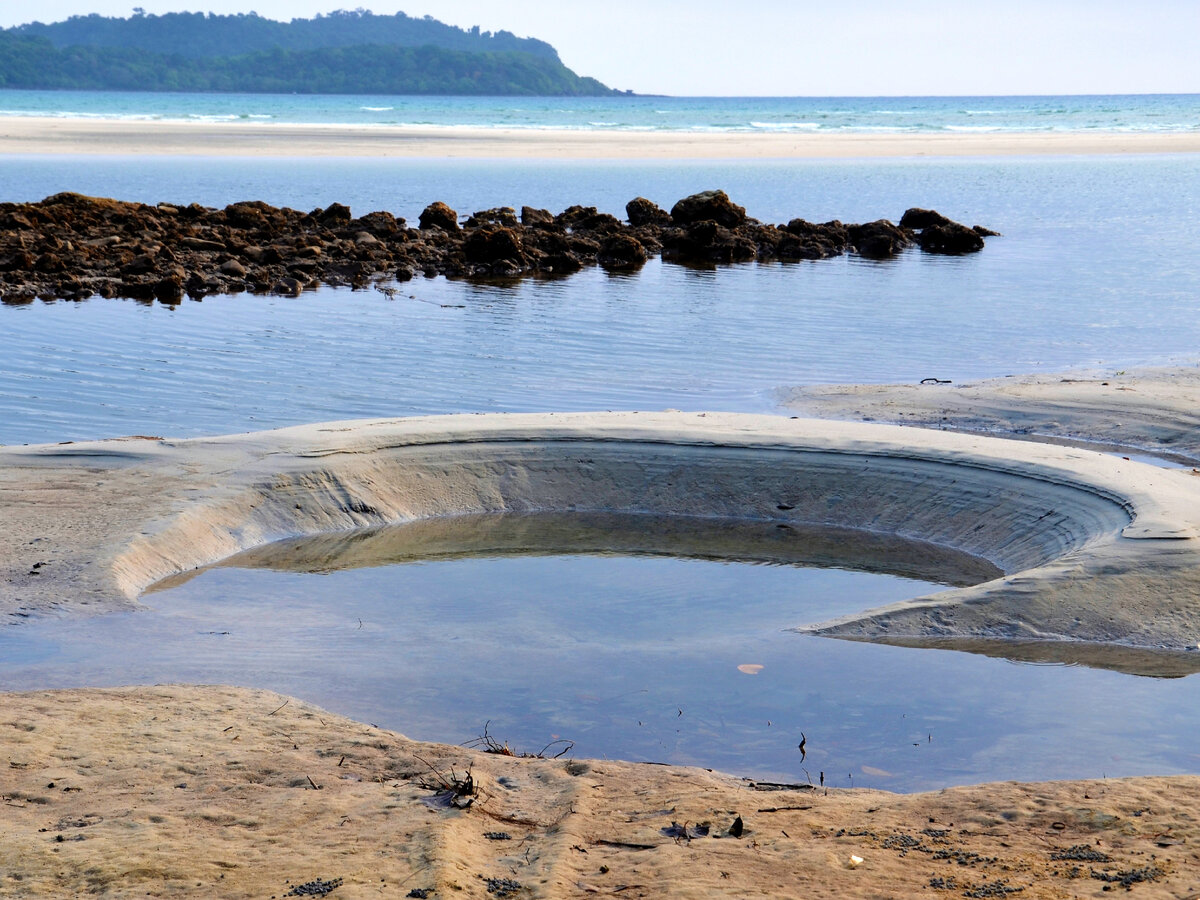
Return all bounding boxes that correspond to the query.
[2,1,1198,97]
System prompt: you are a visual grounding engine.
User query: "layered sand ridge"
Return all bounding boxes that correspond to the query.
[5,410,1200,668]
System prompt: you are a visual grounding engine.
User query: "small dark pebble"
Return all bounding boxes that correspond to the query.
[962,879,1024,898]
[1090,866,1165,887]
[284,877,343,897]
[729,816,744,838]
[480,876,523,897]
[882,833,923,854]
[483,832,512,841]
[407,890,433,899]
[932,848,996,866]
[1051,844,1111,863]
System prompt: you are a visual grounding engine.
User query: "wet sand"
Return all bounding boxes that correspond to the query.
[3,116,1200,158]
[4,684,1198,899]
[5,410,1200,656]
[779,364,1200,464]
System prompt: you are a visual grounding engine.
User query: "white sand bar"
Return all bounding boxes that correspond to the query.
[780,364,1200,463]
[5,411,1200,660]
[3,116,1200,158]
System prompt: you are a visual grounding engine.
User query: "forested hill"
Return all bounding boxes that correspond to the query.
[0,10,618,96]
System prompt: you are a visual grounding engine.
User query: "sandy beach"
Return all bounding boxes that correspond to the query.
[3,115,1200,158]
[780,364,1200,464]
[4,683,1198,899]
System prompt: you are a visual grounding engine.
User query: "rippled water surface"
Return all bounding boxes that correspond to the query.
[4,514,1199,792]
[3,90,1199,133]
[2,155,1200,443]
[3,153,1200,790]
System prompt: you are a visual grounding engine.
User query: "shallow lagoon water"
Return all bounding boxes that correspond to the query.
[3,152,1200,791]
[3,155,1200,443]
[3,514,1200,792]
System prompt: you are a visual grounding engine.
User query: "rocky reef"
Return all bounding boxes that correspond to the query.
[0,190,997,303]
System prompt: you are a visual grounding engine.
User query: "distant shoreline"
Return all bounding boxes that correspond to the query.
[3,115,1200,158]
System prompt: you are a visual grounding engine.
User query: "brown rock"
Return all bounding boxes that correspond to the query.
[520,206,555,227]
[272,277,304,297]
[539,252,584,275]
[319,202,353,224]
[121,254,158,276]
[354,211,402,236]
[664,220,757,264]
[154,276,184,304]
[223,201,273,229]
[598,234,648,270]
[1,250,35,272]
[462,226,526,267]
[899,208,952,230]
[555,205,600,230]
[418,202,460,232]
[626,197,671,227]
[850,220,913,259]
[578,212,625,234]
[465,207,519,228]
[918,222,986,255]
[670,190,747,228]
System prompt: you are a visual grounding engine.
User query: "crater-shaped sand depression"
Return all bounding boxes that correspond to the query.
[4,412,1200,663]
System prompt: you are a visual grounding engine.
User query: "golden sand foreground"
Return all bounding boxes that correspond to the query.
[3,116,1200,158]
[3,685,1198,899]
[5,368,1200,897]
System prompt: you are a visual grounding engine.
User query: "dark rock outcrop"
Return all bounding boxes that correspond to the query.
[918,222,986,255]
[626,197,671,228]
[598,234,648,270]
[0,191,994,304]
[520,206,555,227]
[848,220,913,260]
[663,220,758,264]
[418,202,459,232]
[462,226,526,269]
[465,207,519,228]
[899,207,952,230]
[669,190,747,228]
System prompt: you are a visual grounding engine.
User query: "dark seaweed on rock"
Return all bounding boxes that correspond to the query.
[0,190,995,304]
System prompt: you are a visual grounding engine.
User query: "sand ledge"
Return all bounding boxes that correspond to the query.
[4,410,1200,664]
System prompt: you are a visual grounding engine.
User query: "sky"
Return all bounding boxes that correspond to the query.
[2,1,1198,97]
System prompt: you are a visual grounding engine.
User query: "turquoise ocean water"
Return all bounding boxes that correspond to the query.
[2,89,1199,133]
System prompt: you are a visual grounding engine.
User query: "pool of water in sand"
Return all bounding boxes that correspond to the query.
[3,514,1200,792]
